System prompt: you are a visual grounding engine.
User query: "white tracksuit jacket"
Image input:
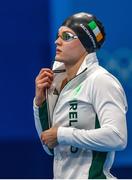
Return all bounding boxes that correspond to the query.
[33,53,128,179]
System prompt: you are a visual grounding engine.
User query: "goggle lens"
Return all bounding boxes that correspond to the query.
[57,32,78,41]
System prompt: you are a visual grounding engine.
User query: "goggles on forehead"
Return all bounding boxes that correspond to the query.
[57,31,78,42]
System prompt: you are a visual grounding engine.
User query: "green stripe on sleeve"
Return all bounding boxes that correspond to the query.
[39,101,49,131]
[88,115,107,179]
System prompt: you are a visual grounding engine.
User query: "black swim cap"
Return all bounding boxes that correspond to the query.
[62,12,105,53]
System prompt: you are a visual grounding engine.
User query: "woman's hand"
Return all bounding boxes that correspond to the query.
[35,68,53,107]
[41,127,58,149]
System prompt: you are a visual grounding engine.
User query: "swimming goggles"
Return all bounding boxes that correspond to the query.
[57,31,78,42]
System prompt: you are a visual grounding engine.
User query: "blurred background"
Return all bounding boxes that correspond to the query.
[0,0,132,178]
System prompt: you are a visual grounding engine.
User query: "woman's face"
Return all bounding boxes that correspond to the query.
[55,26,87,66]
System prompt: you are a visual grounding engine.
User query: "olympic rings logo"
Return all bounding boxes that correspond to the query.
[98,48,132,87]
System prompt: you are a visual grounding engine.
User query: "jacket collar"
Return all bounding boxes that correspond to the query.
[52,52,98,75]
[77,52,98,75]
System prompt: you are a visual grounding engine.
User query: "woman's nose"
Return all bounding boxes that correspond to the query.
[55,36,63,45]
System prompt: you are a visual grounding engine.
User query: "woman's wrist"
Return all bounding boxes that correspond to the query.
[35,96,45,107]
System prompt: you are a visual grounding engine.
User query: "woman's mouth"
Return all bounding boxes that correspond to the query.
[56,48,62,54]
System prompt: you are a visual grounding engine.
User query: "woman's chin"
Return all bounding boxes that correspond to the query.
[55,55,63,62]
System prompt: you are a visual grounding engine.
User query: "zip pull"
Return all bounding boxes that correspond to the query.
[53,69,66,73]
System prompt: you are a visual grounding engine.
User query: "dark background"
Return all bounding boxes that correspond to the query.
[0,0,132,178]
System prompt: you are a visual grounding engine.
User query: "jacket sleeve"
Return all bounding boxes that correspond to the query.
[57,74,128,152]
[33,98,53,155]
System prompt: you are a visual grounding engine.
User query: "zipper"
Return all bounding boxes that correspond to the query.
[45,69,66,128]
[46,67,87,128]
[59,67,87,93]
[45,88,51,128]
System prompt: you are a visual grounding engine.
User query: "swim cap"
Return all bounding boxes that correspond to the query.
[62,12,105,53]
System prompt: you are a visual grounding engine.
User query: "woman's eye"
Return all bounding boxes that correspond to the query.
[63,33,70,40]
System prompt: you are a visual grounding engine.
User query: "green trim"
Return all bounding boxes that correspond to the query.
[88,115,107,179]
[39,101,49,131]
[39,101,53,154]
[95,114,100,129]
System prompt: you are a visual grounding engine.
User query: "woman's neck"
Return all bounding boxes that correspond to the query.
[65,52,88,81]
